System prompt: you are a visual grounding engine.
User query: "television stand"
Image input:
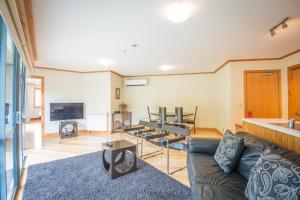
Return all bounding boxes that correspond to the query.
[59,121,78,138]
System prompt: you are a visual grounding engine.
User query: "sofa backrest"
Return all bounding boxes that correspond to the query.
[236,132,300,180]
[235,132,277,180]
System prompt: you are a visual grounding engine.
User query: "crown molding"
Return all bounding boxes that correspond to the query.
[34,48,300,78]
[126,48,300,77]
[34,66,124,77]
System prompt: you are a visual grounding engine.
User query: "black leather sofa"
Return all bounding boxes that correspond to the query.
[187,132,300,200]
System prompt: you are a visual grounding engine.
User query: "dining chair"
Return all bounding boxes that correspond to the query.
[147,106,158,123]
[175,107,183,123]
[141,124,190,174]
[147,106,152,122]
[183,106,198,134]
[121,120,159,156]
[159,107,167,125]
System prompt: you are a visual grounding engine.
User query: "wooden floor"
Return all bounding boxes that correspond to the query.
[16,122,222,199]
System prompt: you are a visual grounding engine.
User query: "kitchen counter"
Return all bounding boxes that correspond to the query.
[242,118,300,138]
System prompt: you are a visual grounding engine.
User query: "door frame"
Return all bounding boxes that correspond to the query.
[31,76,45,136]
[244,69,282,118]
[288,63,300,118]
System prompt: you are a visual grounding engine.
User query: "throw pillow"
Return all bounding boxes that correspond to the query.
[214,131,244,173]
[245,149,300,200]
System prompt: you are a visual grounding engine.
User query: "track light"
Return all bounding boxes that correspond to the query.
[281,22,288,29]
[270,30,276,36]
[269,17,289,37]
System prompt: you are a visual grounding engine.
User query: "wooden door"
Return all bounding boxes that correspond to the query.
[244,70,281,118]
[288,64,300,120]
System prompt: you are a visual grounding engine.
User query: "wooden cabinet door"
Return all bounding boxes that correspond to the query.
[244,70,281,118]
[288,65,300,119]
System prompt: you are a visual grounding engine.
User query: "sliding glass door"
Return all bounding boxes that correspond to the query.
[0,14,8,200]
[19,62,27,172]
[5,29,17,200]
[0,15,28,200]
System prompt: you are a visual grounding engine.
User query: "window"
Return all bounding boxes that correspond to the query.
[34,87,41,108]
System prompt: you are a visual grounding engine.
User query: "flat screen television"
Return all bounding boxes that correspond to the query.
[50,103,84,121]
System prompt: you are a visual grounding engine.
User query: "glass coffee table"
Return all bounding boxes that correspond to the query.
[101,140,137,179]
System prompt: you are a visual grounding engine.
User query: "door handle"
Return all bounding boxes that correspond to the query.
[0,138,4,144]
[16,111,22,124]
[296,112,300,116]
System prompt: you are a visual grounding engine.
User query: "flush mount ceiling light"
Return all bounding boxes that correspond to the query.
[270,17,289,37]
[165,1,193,23]
[158,65,175,71]
[97,58,116,66]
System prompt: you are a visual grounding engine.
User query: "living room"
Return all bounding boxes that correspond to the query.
[0,1,300,200]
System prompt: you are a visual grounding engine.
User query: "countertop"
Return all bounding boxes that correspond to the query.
[242,118,300,138]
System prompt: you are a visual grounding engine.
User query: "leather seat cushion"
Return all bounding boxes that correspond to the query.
[187,153,247,200]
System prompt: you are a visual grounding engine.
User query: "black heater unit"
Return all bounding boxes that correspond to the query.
[59,121,78,138]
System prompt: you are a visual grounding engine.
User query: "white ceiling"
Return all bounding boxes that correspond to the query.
[33,0,300,76]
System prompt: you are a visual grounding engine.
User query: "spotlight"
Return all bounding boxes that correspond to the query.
[281,22,288,29]
[269,17,289,37]
[270,29,276,36]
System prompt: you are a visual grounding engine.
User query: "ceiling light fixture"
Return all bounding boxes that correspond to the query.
[165,1,193,23]
[270,17,289,36]
[158,65,175,71]
[97,58,116,66]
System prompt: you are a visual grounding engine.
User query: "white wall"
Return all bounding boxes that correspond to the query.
[35,69,85,133]
[35,52,300,134]
[229,60,282,130]
[124,74,216,127]
[82,72,111,131]
[35,69,122,133]
[111,73,124,112]
[227,52,300,130]
[124,52,300,133]
[215,63,231,132]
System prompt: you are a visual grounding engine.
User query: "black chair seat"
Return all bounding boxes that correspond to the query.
[147,136,185,147]
[143,132,169,140]
[123,125,144,132]
[183,119,195,124]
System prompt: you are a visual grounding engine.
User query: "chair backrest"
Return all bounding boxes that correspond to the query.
[175,107,183,123]
[147,106,152,121]
[161,124,190,137]
[159,107,167,123]
[139,120,159,129]
[193,106,198,122]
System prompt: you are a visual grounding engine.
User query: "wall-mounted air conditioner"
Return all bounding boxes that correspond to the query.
[125,79,147,86]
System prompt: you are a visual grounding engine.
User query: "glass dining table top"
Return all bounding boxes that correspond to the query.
[151,112,193,117]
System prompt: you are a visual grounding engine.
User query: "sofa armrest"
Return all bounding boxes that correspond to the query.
[187,137,220,155]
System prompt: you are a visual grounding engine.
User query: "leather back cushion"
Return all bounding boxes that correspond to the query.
[236,132,279,180]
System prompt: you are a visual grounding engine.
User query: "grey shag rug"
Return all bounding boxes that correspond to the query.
[23,152,191,200]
